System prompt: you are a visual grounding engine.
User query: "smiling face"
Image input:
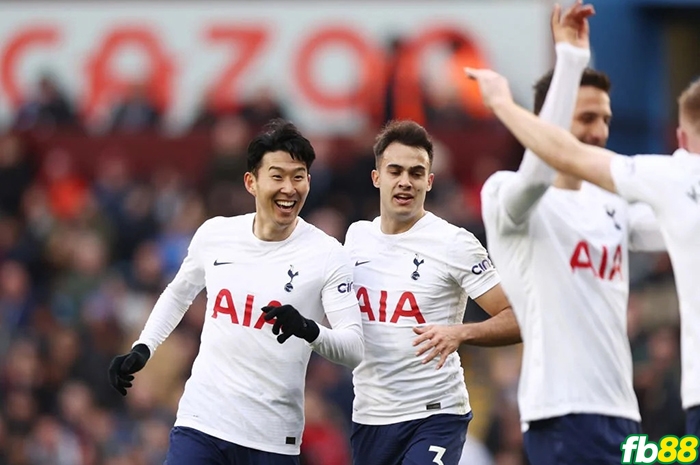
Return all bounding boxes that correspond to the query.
[372,142,434,231]
[244,150,310,239]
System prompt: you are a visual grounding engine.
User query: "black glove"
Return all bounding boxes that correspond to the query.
[262,305,320,344]
[108,343,151,396]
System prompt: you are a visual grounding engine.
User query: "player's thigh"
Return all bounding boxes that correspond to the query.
[525,414,641,465]
[687,405,700,437]
[351,422,406,465]
[228,443,300,465]
[401,412,472,465]
[164,426,227,465]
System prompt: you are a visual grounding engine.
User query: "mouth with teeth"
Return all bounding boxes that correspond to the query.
[274,199,297,213]
[393,193,414,206]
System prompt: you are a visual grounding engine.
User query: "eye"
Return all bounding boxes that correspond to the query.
[272,174,282,180]
[579,113,596,124]
[294,175,305,181]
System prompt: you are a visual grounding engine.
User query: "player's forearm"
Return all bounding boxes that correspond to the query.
[310,307,364,368]
[517,43,590,184]
[134,279,201,355]
[460,308,521,347]
[503,45,589,224]
[493,100,585,176]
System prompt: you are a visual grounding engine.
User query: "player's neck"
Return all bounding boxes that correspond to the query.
[380,209,427,235]
[252,215,298,242]
[552,172,583,190]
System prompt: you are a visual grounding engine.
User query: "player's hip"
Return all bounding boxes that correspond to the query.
[518,400,642,425]
[351,398,471,426]
[351,411,473,465]
[175,401,304,452]
[523,413,641,465]
[166,425,302,462]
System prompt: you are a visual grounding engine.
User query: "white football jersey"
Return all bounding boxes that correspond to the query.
[611,150,700,409]
[482,177,662,423]
[134,214,363,455]
[345,213,501,425]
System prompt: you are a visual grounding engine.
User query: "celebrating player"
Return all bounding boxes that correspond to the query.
[108,119,364,465]
[344,119,520,465]
[468,64,700,438]
[421,2,667,463]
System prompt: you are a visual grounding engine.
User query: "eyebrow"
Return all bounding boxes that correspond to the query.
[268,166,307,173]
[386,163,427,171]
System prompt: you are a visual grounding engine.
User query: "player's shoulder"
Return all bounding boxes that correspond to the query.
[197,213,254,234]
[646,150,699,175]
[615,152,684,177]
[345,219,377,243]
[298,217,345,251]
[481,170,517,197]
[425,213,482,247]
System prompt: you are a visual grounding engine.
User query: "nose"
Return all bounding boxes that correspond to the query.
[588,119,609,146]
[397,171,411,189]
[280,178,295,195]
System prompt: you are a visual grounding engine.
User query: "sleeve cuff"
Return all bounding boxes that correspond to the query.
[133,341,155,357]
[555,42,590,68]
[308,324,329,350]
[469,273,502,300]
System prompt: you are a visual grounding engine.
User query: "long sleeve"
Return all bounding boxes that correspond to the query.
[310,244,364,368]
[499,43,590,225]
[310,304,364,369]
[133,225,207,355]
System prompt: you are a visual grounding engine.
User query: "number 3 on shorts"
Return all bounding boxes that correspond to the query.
[429,445,446,465]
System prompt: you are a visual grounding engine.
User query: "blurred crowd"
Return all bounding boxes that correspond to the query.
[0,61,685,465]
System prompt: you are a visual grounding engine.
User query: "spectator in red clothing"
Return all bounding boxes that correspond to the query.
[39,149,89,221]
[301,389,351,465]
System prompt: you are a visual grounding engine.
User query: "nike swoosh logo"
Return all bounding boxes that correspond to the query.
[213,260,234,266]
[355,260,370,266]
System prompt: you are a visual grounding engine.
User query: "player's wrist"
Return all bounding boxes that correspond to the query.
[301,318,320,343]
[458,324,476,344]
[131,343,151,361]
[490,97,516,119]
[554,42,591,65]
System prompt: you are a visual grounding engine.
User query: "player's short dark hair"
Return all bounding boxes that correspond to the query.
[246,118,315,174]
[679,77,700,129]
[533,68,612,115]
[373,120,433,167]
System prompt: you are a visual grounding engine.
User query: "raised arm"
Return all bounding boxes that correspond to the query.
[499,2,594,225]
[468,68,619,193]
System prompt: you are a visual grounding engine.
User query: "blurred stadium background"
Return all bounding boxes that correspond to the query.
[0,0,698,464]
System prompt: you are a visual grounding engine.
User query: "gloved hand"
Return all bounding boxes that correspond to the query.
[108,344,151,396]
[262,304,320,344]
